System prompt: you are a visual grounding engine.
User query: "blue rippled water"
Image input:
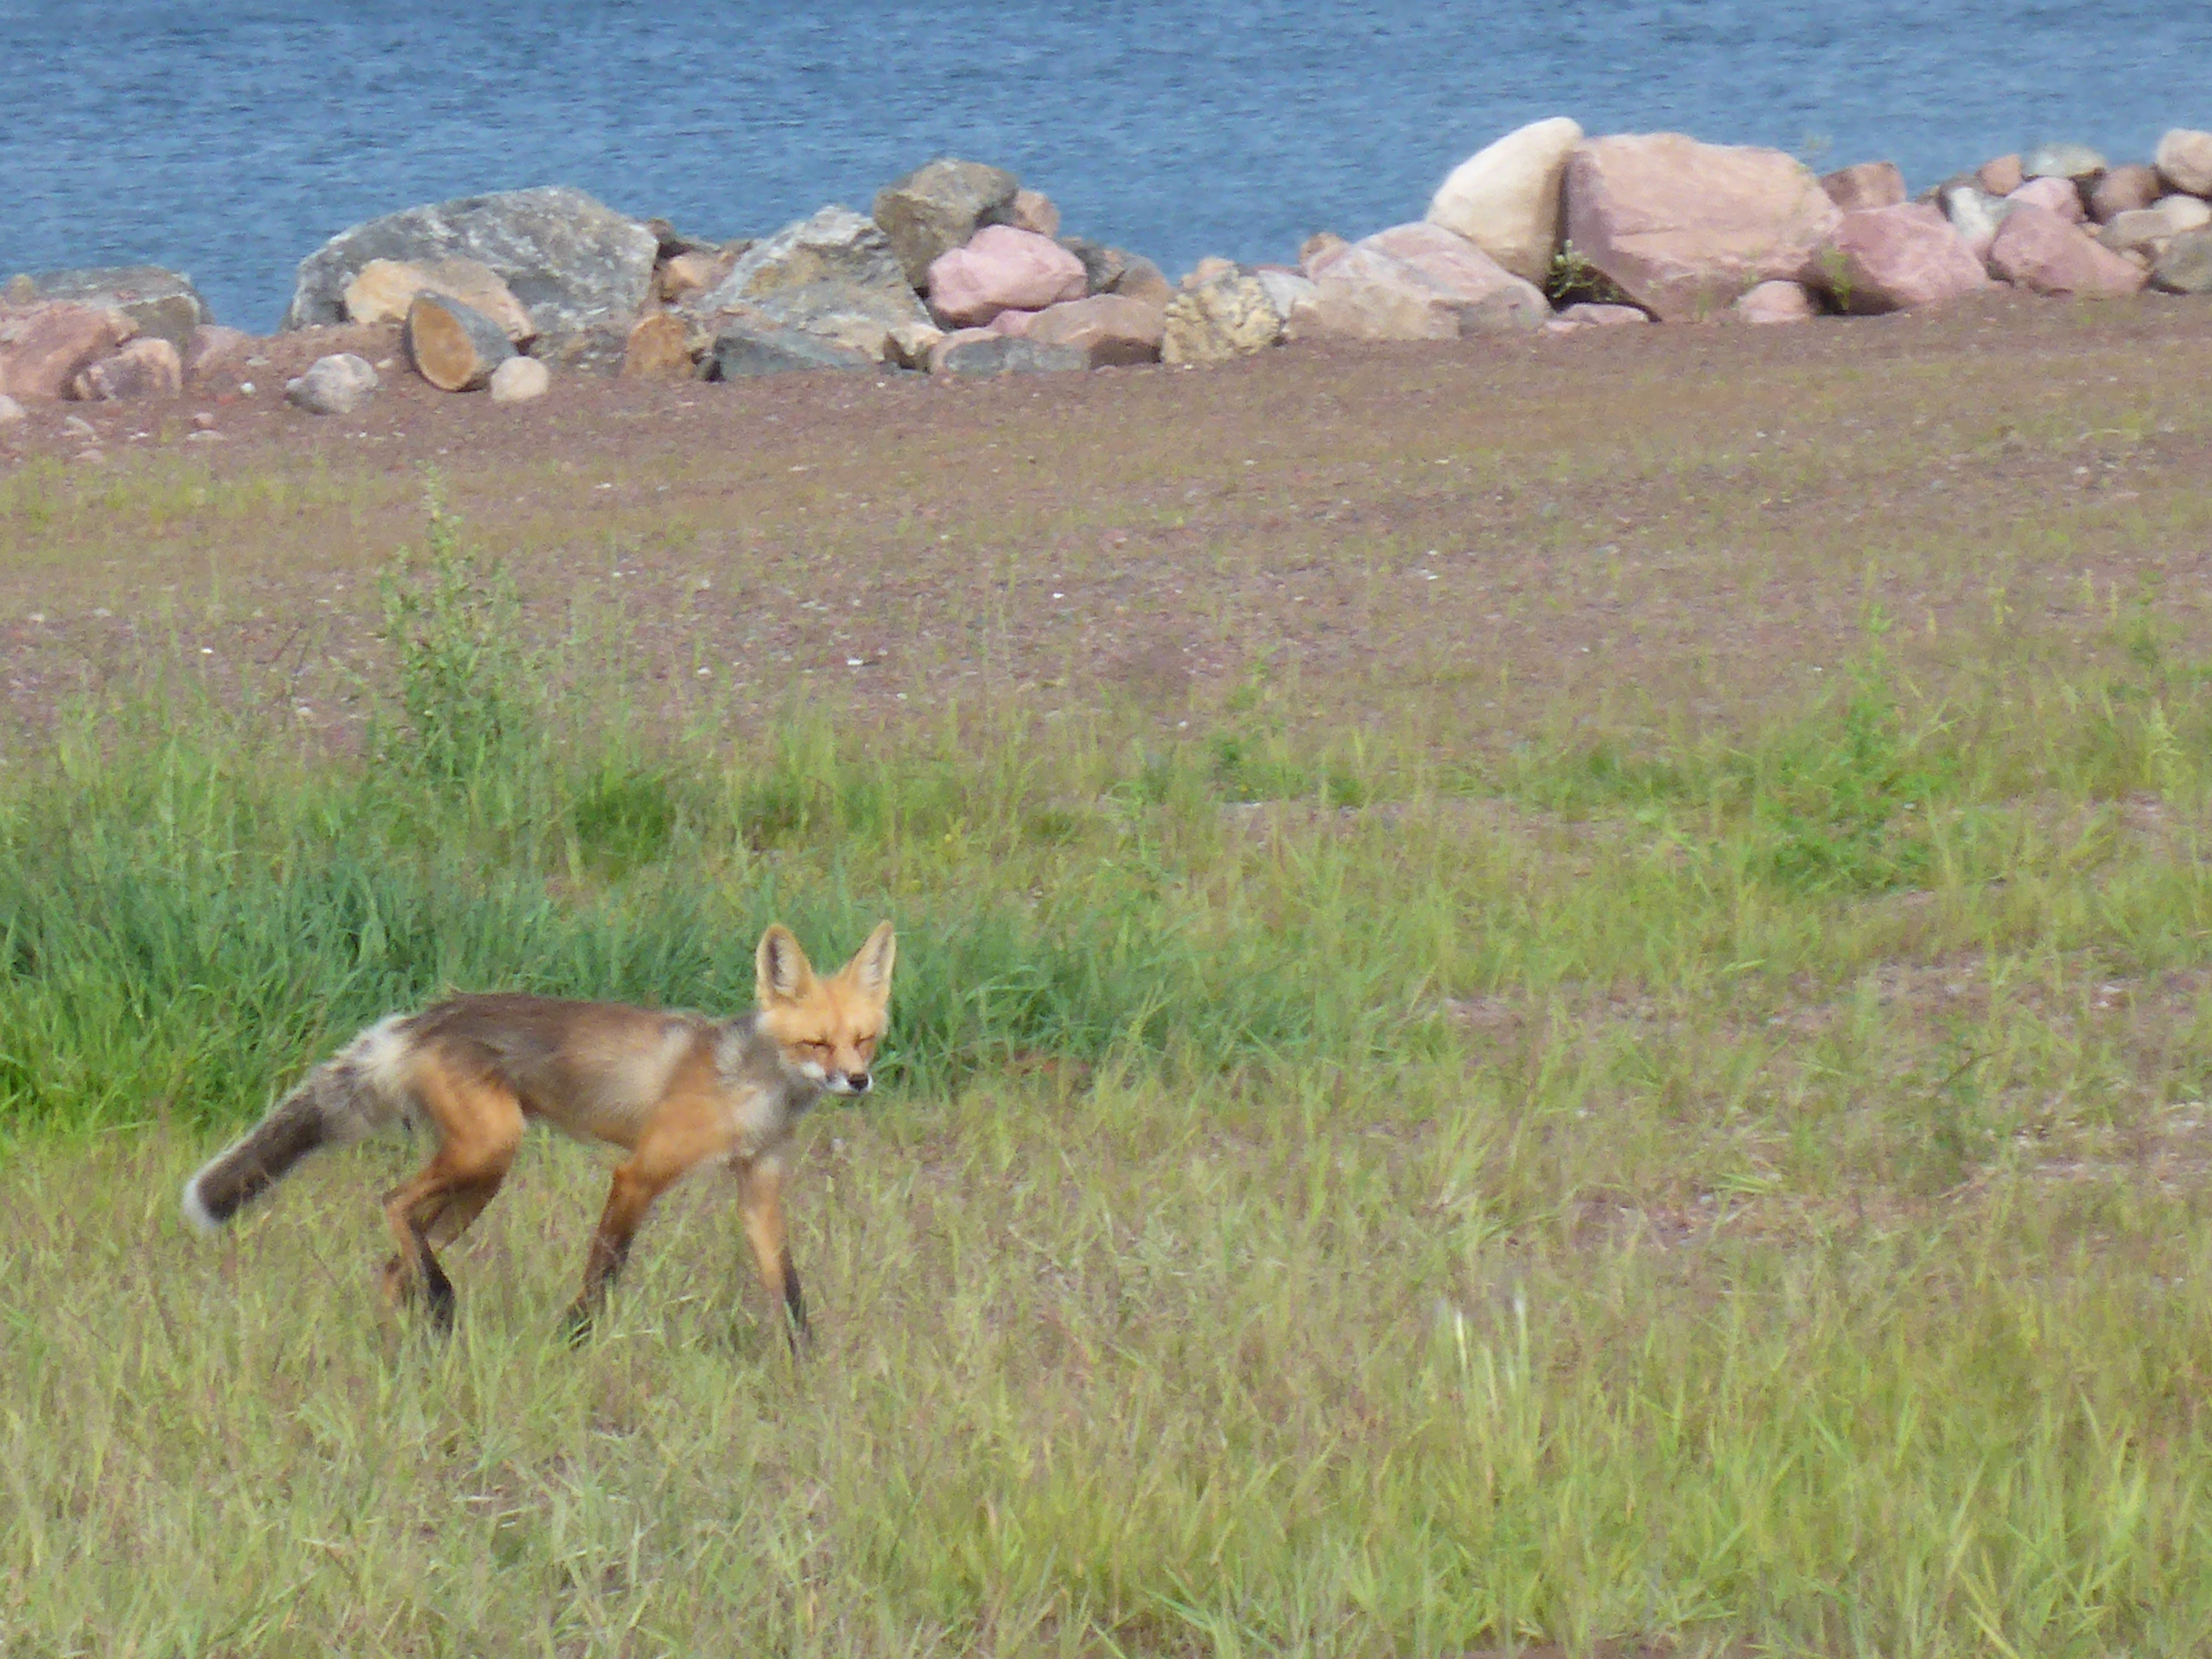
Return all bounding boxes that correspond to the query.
[3,1,2207,329]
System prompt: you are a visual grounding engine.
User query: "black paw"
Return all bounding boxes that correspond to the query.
[561,1302,596,1348]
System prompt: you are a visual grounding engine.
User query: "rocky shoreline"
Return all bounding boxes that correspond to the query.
[5,122,2212,423]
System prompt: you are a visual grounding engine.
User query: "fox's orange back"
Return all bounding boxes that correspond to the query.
[754,920,896,1097]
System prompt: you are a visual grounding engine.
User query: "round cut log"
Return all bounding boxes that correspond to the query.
[404,293,516,392]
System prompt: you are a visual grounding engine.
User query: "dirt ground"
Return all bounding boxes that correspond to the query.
[4,289,2210,750]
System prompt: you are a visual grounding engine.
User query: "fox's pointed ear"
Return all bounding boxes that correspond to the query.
[844,920,896,1002]
[756,924,816,1005]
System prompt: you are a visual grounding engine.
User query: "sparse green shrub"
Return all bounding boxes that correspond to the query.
[373,484,532,788]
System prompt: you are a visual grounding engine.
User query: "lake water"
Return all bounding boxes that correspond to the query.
[4,0,2208,331]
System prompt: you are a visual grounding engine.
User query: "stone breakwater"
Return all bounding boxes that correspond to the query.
[5,123,2212,422]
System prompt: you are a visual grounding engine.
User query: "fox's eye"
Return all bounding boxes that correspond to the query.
[855,1035,877,1058]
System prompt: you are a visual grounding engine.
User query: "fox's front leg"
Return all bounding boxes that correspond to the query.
[738,1154,807,1351]
[564,1154,679,1345]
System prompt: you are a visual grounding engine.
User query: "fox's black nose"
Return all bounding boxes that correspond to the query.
[846,1071,872,1094]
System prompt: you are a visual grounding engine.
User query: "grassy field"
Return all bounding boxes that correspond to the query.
[7,295,2212,1654]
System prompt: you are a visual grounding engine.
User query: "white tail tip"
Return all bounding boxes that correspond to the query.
[180,1172,221,1237]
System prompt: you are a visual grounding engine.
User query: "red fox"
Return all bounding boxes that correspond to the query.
[181,921,895,1348]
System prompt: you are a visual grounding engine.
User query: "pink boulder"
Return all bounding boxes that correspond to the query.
[72,336,183,401]
[2007,176,2085,223]
[1734,280,1820,324]
[1978,154,2025,196]
[1823,203,1989,312]
[0,301,137,399]
[184,324,255,383]
[1286,221,1549,340]
[926,225,1088,327]
[1563,133,1843,320]
[1987,205,2148,297]
[986,309,1038,336]
[1821,161,1907,212]
[1023,293,1166,366]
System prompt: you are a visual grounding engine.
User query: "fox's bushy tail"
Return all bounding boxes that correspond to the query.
[181,1015,417,1234]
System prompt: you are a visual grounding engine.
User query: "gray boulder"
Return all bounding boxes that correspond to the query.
[1060,239,1174,306]
[284,187,658,358]
[6,266,211,349]
[931,334,1088,377]
[873,160,1020,289]
[2022,142,2108,181]
[285,353,378,415]
[705,319,878,378]
[692,205,939,365]
[2152,228,2212,294]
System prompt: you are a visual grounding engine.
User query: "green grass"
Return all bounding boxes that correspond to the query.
[11,504,2212,1653]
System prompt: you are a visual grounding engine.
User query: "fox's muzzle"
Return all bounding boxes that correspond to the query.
[833,1071,871,1096]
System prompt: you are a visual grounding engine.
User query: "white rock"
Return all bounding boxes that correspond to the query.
[285,353,378,415]
[489,356,551,403]
[2155,129,2212,197]
[1426,117,1584,285]
[0,394,24,426]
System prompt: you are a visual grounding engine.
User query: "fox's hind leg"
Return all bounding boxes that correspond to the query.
[377,1058,524,1333]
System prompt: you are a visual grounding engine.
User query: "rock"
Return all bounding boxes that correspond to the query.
[1820,161,1907,213]
[926,225,1088,326]
[344,257,535,342]
[1022,293,1166,366]
[3,266,211,351]
[1977,155,2025,196]
[488,356,550,403]
[1002,189,1060,239]
[658,249,728,303]
[1734,280,1819,323]
[2022,142,2107,181]
[1057,238,1171,305]
[1161,271,1285,363]
[1987,205,2148,296]
[1299,232,1350,276]
[0,395,22,426]
[1562,134,1843,320]
[183,324,254,383]
[285,353,378,414]
[986,309,1037,336]
[1821,203,1988,313]
[929,333,1088,376]
[620,312,697,379]
[539,323,633,376]
[705,319,877,378]
[72,336,183,401]
[0,302,136,399]
[403,294,516,391]
[2008,176,2086,223]
[1180,256,1238,291]
[1553,301,1649,325]
[872,159,1021,289]
[2099,198,2212,257]
[1942,185,2016,260]
[694,205,938,365]
[2152,228,2212,294]
[2159,194,2212,230]
[1107,255,1172,307]
[1425,116,1583,284]
[2089,165,2162,224]
[1285,221,1549,341]
[1253,268,1318,324]
[284,186,657,359]
[2155,129,2212,197]
[2099,208,2184,257]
